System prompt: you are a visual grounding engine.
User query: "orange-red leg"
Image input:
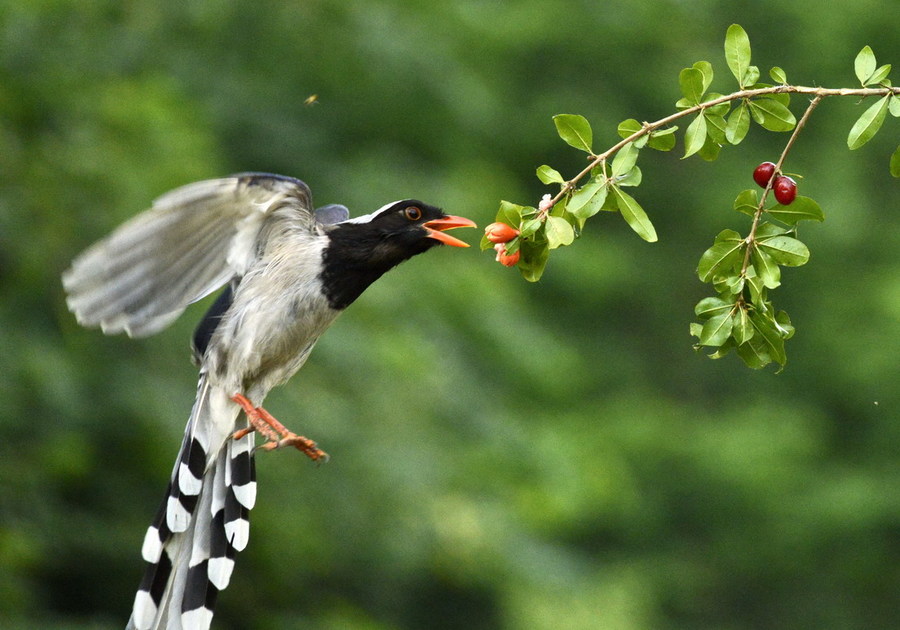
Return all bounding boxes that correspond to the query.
[230,393,329,462]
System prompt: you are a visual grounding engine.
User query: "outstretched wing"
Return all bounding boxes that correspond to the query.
[62,173,315,338]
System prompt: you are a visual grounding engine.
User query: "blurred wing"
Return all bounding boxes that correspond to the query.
[62,173,314,338]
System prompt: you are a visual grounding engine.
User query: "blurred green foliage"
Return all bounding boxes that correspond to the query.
[1,1,898,629]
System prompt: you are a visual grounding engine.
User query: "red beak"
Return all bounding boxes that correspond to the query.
[423,215,478,247]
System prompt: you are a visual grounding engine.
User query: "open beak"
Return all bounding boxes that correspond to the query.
[423,215,477,248]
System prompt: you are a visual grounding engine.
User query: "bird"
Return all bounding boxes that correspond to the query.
[61,172,476,630]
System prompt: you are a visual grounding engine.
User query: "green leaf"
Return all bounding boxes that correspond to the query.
[716,228,744,244]
[704,113,728,144]
[755,222,788,238]
[713,271,744,296]
[775,310,795,339]
[567,179,608,219]
[891,145,900,177]
[733,189,759,216]
[745,266,766,305]
[751,248,781,289]
[854,45,876,85]
[769,66,787,84]
[519,218,543,238]
[518,240,549,282]
[701,313,734,347]
[545,215,575,249]
[683,114,707,158]
[617,165,642,187]
[694,296,733,319]
[725,101,751,144]
[600,189,619,212]
[742,65,760,87]
[757,235,810,267]
[612,187,657,242]
[749,311,787,366]
[617,118,642,138]
[536,165,565,185]
[732,307,754,345]
[699,312,734,347]
[647,127,678,151]
[770,91,791,107]
[694,60,714,93]
[497,200,530,226]
[707,340,736,360]
[502,237,521,255]
[679,67,706,105]
[868,64,892,86]
[766,196,824,225]
[847,95,890,149]
[698,133,722,162]
[553,114,593,153]
[611,142,639,178]
[749,98,796,131]
[890,95,900,118]
[703,95,731,118]
[725,24,752,86]
[697,231,745,282]
[736,334,772,369]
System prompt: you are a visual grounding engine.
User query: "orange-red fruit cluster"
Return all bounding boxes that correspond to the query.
[484,222,519,244]
[495,245,520,267]
[485,222,521,266]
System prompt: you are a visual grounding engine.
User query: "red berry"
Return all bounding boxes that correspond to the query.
[753,162,777,188]
[773,176,797,205]
[485,222,520,244]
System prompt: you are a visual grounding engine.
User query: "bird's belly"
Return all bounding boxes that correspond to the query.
[208,285,340,400]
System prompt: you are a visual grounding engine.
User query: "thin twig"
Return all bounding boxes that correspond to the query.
[738,93,825,277]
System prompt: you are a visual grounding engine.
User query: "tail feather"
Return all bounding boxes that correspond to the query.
[128,377,257,630]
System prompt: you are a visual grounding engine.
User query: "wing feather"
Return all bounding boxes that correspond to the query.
[63,173,314,337]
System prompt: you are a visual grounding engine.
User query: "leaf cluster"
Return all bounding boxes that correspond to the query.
[690,191,824,370]
[849,45,900,159]
[680,25,797,160]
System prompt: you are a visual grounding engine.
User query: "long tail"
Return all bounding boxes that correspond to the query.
[127,376,257,630]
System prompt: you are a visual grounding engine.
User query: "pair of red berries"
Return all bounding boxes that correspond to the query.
[485,222,520,267]
[753,162,797,205]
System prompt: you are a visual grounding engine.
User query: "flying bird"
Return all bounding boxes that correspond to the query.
[61,173,475,630]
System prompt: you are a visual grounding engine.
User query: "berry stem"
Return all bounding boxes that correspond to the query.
[739,94,824,278]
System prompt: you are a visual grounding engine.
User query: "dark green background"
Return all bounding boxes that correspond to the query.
[2,1,898,628]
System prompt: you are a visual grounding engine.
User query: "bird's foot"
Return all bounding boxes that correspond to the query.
[230,393,329,463]
[257,433,330,463]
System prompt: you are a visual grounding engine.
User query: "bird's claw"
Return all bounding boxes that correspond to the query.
[256,433,330,462]
[230,393,328,463]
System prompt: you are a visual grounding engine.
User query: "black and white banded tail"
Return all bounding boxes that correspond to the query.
[128,377,257,630]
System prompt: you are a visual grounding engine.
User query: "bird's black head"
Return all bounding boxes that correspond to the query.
[320,200,475,309]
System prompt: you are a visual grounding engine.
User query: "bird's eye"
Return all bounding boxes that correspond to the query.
[404,206,422,221]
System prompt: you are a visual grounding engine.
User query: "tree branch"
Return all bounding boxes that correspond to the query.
[539,85,900,218]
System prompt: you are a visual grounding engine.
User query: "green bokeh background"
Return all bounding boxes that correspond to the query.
[2,1,898,628]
